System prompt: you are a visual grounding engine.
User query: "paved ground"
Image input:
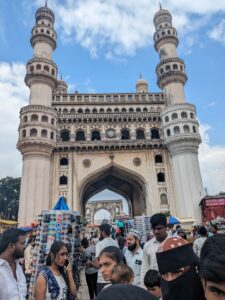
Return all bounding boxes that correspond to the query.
[78,271,90,300]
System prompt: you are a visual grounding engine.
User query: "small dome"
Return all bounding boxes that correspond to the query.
[55,78,68,94]
[136,75,148,93]
[153,6,172,25]
[35,3,55,23]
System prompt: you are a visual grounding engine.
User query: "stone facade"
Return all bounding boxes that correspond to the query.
[86,199,124,224]
[17,4,204,226]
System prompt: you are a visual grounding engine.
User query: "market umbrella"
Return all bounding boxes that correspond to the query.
[167,216,181,225]
[19,226,33,232]
[53,196,70,210]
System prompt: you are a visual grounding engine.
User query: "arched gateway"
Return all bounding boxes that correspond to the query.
[17,3,204,226]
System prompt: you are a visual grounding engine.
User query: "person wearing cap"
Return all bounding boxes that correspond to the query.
[124,229,143,285]
[141,213,168,285]
[87,223,118,294]
[156,236,206,300]
[200,234,225,300]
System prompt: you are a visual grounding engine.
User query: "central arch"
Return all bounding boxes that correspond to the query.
[79,165,146,218]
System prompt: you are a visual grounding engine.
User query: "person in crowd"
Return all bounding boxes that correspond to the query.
[177,228,187,240]
[200,234,225,300]
[0,228,27,300]
[111,263,134,284]
[35,241,76,300]
[81,237,89,250]
[115,233,126,254]
[83,239,98,300]
[98,246,125,283]
[24,235,36,296]
[193,226,208,257]
[87,223,118,294]
[94,284,158,300]
[124,229,143,285]
[210,224,221,235]
[156,236,205,300]
[144,269,162,299]
[141,213,168,284]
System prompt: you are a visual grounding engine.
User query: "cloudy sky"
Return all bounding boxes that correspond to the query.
[0,0,225,197]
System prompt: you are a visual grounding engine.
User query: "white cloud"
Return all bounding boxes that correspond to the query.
[199,123,225,195]
[25,0,225,58]
[0,62,29,178]
[208,20,225,45]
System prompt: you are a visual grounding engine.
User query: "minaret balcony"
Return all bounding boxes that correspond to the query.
[157,71,187,89]
[31,31,56,50]
[154,34,178,51]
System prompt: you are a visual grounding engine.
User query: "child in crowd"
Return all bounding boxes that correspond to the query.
[144,270,162,299]
[111,263,134,284]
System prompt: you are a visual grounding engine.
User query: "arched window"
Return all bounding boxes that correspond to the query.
[63,108,68,113]
[183,125,190,133]
[107,108,112,113]
[76,130,85,141]
[70,109,75,114]
[114,108,119,113]
[166,65,171,71]
[36,64,41,70]
[121,108,127,113]
[160,194,168,205]
[157,172,165,182]
[50,132,54,140]
[60,157,68,166]
[91,130,101,141]
[93,108,97,113]
[136,129,145,139]
[165,116,169,122]
[41,115,48,122]
[31,114,38,121]
[155,155,163,163]
[41,129,47,137]
[22,130,26,138]
[30,128,37,137]
[166,129,171,137]
[29,66,34,72]
[60,130,70,141]
[173,64,178,70]
[129,108,134,113]
[151,128,160,139]
[136,108,141,112]
[52,69,55,76]
[121,129,130,140]
[193,126,197,133]
[172,113,178,120]
[181,111,187,118]
[59,175,68,185]
[51,118,55,125]
[174,126,180,134]
[78,108,83,113]
[143,107,148,112]
[23,115,28,122]
[44,65,49,72]
[190,112,194,119]
[99,108,104,113]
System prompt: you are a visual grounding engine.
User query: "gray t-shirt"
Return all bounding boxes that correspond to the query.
[83,245,98,274]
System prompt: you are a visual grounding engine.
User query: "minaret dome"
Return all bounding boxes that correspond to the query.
[136,75,148,93]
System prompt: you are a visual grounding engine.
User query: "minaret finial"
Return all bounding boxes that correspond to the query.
[159,2,162,10]
[45,0,48,8]
[61,73,63,80]
[140,73,143,79]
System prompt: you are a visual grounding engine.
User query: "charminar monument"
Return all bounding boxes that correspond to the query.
[17,2,204,225]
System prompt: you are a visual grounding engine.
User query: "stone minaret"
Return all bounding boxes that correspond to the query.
[154,5,204,222]
[17,2,58,225]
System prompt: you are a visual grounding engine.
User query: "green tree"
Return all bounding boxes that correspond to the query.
[0,177,21,220]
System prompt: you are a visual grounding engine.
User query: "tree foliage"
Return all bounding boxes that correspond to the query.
[0,177,21,220]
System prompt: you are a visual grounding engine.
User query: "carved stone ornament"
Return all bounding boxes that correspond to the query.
[83,159,91,168]
[133,157,141,166]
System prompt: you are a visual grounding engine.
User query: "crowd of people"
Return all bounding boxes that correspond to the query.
[0,213,224,299]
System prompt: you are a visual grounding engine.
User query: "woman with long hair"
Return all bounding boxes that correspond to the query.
[35,241,76,300]
[98,246,127,282]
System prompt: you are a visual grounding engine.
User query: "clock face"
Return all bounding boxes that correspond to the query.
[107,129,115,138]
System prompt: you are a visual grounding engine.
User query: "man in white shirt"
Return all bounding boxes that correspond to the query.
[87,223,118,294]
[125,229,143,286]
[141,213,168,285]
[193,226,208,257]
[0,228,27,300]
